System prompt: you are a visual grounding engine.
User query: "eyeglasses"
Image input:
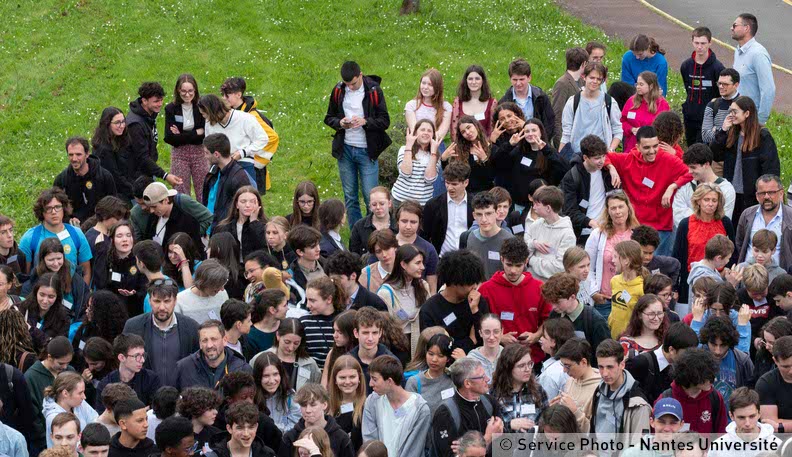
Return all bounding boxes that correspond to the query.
[731,22,745,29]
[44,205,64,213]
[297,199,315,206]
[561,362,578,370]
[125,353,146,362]
[152,279,175,287]
[110,120,126,126]
[185,441,200,454]
[467,375,488,382]
[515,362,534,371]
[756,189,783,197]
[179,89,196,95]
[642,311,665,320]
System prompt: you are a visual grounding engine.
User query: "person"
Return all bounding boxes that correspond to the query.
[737,264,779,358]
[621,35,668,95]
[538,318,576,399]
[262,218,295,273]
[441,116,494,194]
[0,215,25,291]
[108,397,156,457]
[92,107,135,201]
[680,27,725,146]
[391,119,441,206]
[347,308,396,392]
[430,358,503,457]
[132,178,212,245]
[559,62,622,155]
[160,233,200,293]
[421,162,473,256]
[450,65,498,141]
[164,73,206,197]
[42,372,98,448]
[358,229,397,294]
[564,247,596,307]
[551,47,589,146]
[293,428,333,457]
[618,294,669,355]
[405,333,455,414]
[462,193,512,277]
[702,68,741,146]
[174,259,229,324]
[94,383,136,437]
[174,319,252,390]
[689,282,752,353]
[139,182,204,252]
[621,71,670,153]
[255,318,321,393]
[197,94,268,192]
[756,335,792,432]
[605,126,692,256]
[420,250,487,353]
[219,298,254,359]
[653,111,686,160]
[122,280,200,387]
[201,133,254,232]
[731,14,775,124]
[561,135,614,243]
[551,338,602,430]
[53,136,117,224]
[687,235,741,302]
[738,230,785,285]
[125,82,183,188]
[499,58,555,140]
[49,412,82,457]
[326,251,386,312]
[349,187,396,257]
[211,401,276,457]
[287,181,321,230]
[323,61,391,229]
[404,68,452,147]
[77,337,117,408]
[145,386,178,444]
[674,144,736,229]
[454,431,486,457]
[608,240,649,339]
[19,187,92,284]
[80,422,112,457]
[23,238,90,323]
[467,315,503,384]
[20,272,72,339]
[318,199,347,258]
[491,343,548,433]
[92,221,147,317]
[710,387,781,457]
[735,175,791,267]
[362,355,431,457]
[582,339,651,447]
[247,289,287,356]
[207,233,245,300]
[404,326,450,376]
[524,186,575,281]
[621,397,685,457]
[96,334,160,410]
[252,352,301,433]
[327,355,366,450]
[286,225,326,299]
[631,225,681,294]
[152,416,194,457]
[278,383,355,457]
[213,372,283,452]
[489,102,527,191]
[300,277,346,370]
[752,316,792,385]
[26,336,74,452]
[0,335,35,437]
[393,201,439,293]
[770,274,792,317]
[584,191,641,320]
[131,241,169,314]
[700,316,754,405]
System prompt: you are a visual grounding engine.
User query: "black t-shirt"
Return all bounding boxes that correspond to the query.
[419,293,489,353]
[756,368,792,419]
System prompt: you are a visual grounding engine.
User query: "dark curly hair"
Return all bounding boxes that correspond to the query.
[437,249,485,287]
[630,225,660,248]
[491,344,543,405]
[177,387,222,420]
[621,294,669,340]
[219,371,256,405]
[672,348,720,388]
[83,290,129,343]
[33,187,72,222]
[699,315,740,349]
[499,237,530,264]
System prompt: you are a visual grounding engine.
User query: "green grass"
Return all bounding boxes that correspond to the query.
[0,0,790,231]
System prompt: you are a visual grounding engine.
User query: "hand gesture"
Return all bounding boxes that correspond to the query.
[441,142,458,161]
[471,142,487,161]
[692,296,706,322]
[81,368,93,383]
[166,174,183,186]
[490,120,505,142]
[451,348,466,360]
[171,245,186,263]
[405,130,418,148]
[293,434,321,455]
[169,125,180,135]
[430,137,442,154]
[724,264,744,286]
[535,138,547,150]
[468,287,481,314]
[249,201,261,222]
[533,241,551,255]
[509,130,526,146]
[737,304,751,326]
[118,289,136,297]
[484,417,504,444]
[722,114,734,131]
[69,217,81,227]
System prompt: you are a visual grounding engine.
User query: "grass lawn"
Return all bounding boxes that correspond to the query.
[0,0,789,231]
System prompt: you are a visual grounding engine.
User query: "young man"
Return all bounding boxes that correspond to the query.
[325,250,387,311]
[286,225,326,296]
[769,274,792,317]
[362,355,431,457]
[109,398,156,457]
[543,273,610,363]
[323,61,391,228]
[421,162,474,256]
[499,59,555,140]
[478,237,551,364]
[174,320,252,390]
[122,280,200,388]
[126,82,182,187]
[419,250,488,353]
[394,201,439,293]
[53,136,117,224]
[210,402,273,457]
[201,133,252,231]
[349,307,395,392]
[632,225,681,293]
[687,234,738,301]
[626,322,699,405]
[756,336,792,432]
[552,338,602,430]
[27,336,74,455]
[710,387,781,457]
[130,177,212,242]
[96,334,161,410]
[561,135,614,243]
[731,13,775,124]
[431,358,503,457]
[660,348,727,434]
[51,412,81,457]
[466,193,513,278]
[583,339,651,446]
[278,383,354,457]
[735,175,791,266]
[551,48,589,146]
[153,416,195,457]
[94,383,137,437]
[213,373,282,452]
[674,144,736,228]
[605,126,692,256]
[524,186,576,281]
[80,422,112,457]
[680,27,725,146]
[701,68,741,145]
[0,214,25,286]
[140,182,204,251]
[220,299,254,359]
[699,317,754,404]
[621,398,685,457]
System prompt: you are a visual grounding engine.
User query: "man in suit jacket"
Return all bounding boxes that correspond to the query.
[325,250,387,311]
[421,162,474,256]
[735,175,792,266]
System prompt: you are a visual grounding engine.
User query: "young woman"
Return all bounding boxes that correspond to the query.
[20,272,71,339]
[621,35,668,96]
[318,199,347,258]
[538,318,576,399]
[608,240,649,339]
[442,116,494,194]
[79,337,116,407]
[621,71,670,152]
[391,119,442,206]
[377,312,412,368]
[299,277,347,370]
[214,186,268,261]
[321,310,358,387]
[0,308,39,373]
[585,191,641,320]
[753,317,792,384]
[43,372,98,448]
[92,221,147,316]
[489,102,526,192]
[255,318,321,392]
[357,440,388,457]
[377,244,429,357]
[176,387,222,449]
[164,73,207,197]
[71,291,129,353]
[711,95,780,218]
[450,65,498,141]
[83,196,129,255]
[537,404,581,457]
[208,232,245,300]
[294,427,334,457]
[162,232,202,291]
[0,265,22,312]
[247,289,288,356]
[358,229,398,293]
[563,247,595,307]
[287,181,321,229]
[505,119,569,208]
[405,68,452,143]
[253,352,301,433]
[491,344,548,433]
[467,314,503,383]
[404,333,454,415]
[92,107,135,200]
[404,326,451,376]
[328,355,366,451]
[265,216,296,271]
[618,294,668,355]
[23,238,89,322]
[349,187,395,258]
[643,273,680,322]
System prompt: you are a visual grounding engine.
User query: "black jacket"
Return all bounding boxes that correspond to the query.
[164,101,206,147]
[680,50,725,122]
[499,142,570,207]
[351,286,388,312]
[95,368,161,412]
[349,214,397,257]
[122,311,201,373]
[213,219,267,261]
[125,98,166,180]
[499,85,556,140]
[53,155,117,222]
[288,257,326,294]
[212,437,275,457]
[560,155,614,238]
[323,75,392,160]
[625,350,671,405]
[22,268,90,322]
[711,128,780,208]
[421,192,474,254]
[142,200,204,259]
[672,215,736,304]
[278,415,354,457]
[431,392,499,457]
[174,347,253,390]
[202,160,252,231]
[93,142,135,200]
[213,406,283,453]
[92,243,147,317]
[0,363,34,439]
[319,231,346,259]
[24,302,71,339]
[108,433,156,457]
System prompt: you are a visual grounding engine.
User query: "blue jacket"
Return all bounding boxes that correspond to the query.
[621,50,669,95]
[174,347,252,390]
[0,421,27,457]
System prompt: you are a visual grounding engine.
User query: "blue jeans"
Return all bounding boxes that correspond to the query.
[656,230,674,257]
[594,300,612,321]
[238,161,258,190]
[432,141,447,197]
[338,144,379,228]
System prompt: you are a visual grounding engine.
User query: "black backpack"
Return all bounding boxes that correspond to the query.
[430,395,494,457]
[572,92,614,118]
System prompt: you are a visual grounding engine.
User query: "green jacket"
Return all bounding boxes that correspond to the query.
[130,193,213,240]
[25,360,75,450]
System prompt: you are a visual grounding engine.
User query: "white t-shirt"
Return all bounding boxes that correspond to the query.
[343,85,367,148]
[153,217,169,245]
[378,394,418,457]
[586,170,606,224]
[405,99,452,125]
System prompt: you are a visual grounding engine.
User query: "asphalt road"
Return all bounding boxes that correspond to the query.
[645,0,792,69]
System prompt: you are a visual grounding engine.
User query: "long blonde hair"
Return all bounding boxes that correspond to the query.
[413,68,446,129]
[632,71,662,113]
[327,355,366,426]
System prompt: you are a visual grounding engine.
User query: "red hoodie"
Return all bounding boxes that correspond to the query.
[657,381,727,434]
[478,271,551,364]
[605,147,692,231]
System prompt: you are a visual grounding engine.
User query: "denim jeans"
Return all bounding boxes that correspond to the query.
[338,144,379,228]
[238,161,258,191]
[656,230,674,257]
[594,300,612,321]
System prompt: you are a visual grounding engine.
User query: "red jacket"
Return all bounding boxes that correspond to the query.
[658,381,727,434]
[478,271,551,364]
[606,147,692,231]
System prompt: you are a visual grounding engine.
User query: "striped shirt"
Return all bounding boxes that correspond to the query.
[391,146,440,205]
[701,94,738,144]
[299,313,338,369]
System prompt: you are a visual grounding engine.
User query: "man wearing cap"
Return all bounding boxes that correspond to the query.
[139,182,204,255]
[622,398,685,456]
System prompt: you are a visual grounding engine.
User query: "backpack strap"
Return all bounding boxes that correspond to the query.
[3,364,13,394]
[480,395,493,417]
[377,284,397,310]
[709,390,720,432]
[446,397,462,433]
[416,374,422,394]
[574,93,613,118]
[17,352,30,372]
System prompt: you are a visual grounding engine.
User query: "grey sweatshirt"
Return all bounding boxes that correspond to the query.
[362,391,431,457]
[687,260,723,303]
[466,228,514,278]
[405,371,455,415]
[594,370,637,436]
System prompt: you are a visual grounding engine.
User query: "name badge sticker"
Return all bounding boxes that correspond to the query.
[621,290,632,303]
[111,272,122,282]
[6,255,17,264]
[474,112,486,121]
[521,404,536,415]
[441,388,455,400]
[208,310,219,320]
[627,111,637,120]
[174,115,184,122]
[63,300,73,310]
[579,200,589,209]
[443,312,457,326]
[520,157,533,167]
[642,177,655,188]
[340,403,354,414]
[512,225,524,234]
[57,230,70,241]
[702,80,713,87]
[500,312,515,321]
[488,251,500,261]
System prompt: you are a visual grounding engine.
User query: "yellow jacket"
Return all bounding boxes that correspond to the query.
[239,97,279,190]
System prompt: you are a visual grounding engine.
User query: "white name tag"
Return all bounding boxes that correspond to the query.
[57,230,70,241]
[574,330,586,339]
[521,404,536,415]
[702,80,713,87]
[6,255,17,264]
[500,312,515,321]
[79,340,86,350]
[652,269,660,275]
[63,300,73,310]
[37,321,43,329]
[208,310,219,320]
[474,112,486,121]
[581,228,593,236]
[579,199,589,209]
[520,157,533,167]
[174,115,184,122]
[298,367,310,379]
[111,272,122,282]
[627,111,637,120]
[642,177,655,188]
[340,403,354,414]
[488,251,500,261]
[621,290,632,303]
[441,388,455,400]
[512,225,524,234]
[443,312,457,326]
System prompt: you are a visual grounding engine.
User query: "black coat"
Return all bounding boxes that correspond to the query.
[174,347,253,390]
[213,406,283,453]
[93,142,135,200]
[142,200,204,259]
[202,160,252,231]
[319,231,346,259]
[164,101,206,147]
[421,192,474,254]
[0,363,35,439]
[560,155,614,238]
[349,214,398,256]
[278,415,354,457]
[92,242,147,317]
[95,368,161,412]
[53,156,117,222]
[125,98,166,180]
[625,349,671,405]
[213,219,267,261]
[503,142,569,207]
[351,286,388,312]
[499,85,556,140]
[711,128,780,208]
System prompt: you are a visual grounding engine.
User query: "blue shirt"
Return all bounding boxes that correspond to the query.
[0,421,28,457]
[512,86,534,120]
[734,38,776,124]
[746,205,783,265]
[714,349,737,406]
[620,50,669,95]
[18,224,92,276]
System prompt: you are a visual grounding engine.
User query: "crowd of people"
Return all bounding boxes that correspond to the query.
[0,11,787,457]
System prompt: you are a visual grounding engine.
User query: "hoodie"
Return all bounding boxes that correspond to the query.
[680,50,726,122]
[709,421,781,457]
[278,415,354,457]
[26,360,76,451]
[587,370,651,448]
[211,436,276,457]
[43,396,99,448]
[686,260,723,304]
[524,216,576,281]
[125,98,166,180]
[560,154,614,238]
[565,369,602,431]
[478,271,552,364]
[53,155,118,222]
[663,381,727,434]
[362,392,431,457]
[108,432,156,457]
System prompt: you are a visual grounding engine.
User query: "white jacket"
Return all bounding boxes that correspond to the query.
[205,110,269,168]
[43,397,98,448]
[524,216,576,281]
[709,421,782,457]
[672,178,736,229]
[584,228,608,294]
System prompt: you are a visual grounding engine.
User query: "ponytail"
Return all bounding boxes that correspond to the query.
[43,372,83,400]
[630,35,665,56]
[306,276,348,313]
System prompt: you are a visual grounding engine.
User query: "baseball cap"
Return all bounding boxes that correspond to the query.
[143,182,177,204]
[653,398,683,420]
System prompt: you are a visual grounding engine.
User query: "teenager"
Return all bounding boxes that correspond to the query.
[164,73,207,197]
[563,247,595,307]
[699,316,754,403]
[618,294,669,355]
[214,186,268,262]
[220,299,254,360]
[348,307,396,392]
[278,383,354,457]
[377,245,429,356]
[255,318,321,393]
[211,402,275,457]
[393,201,439,293]
[538,318,575,399]
[49,412,82,457]
[680,27,725,145]
[252,352,301,433]
[286,225,326,300]
[175,259,230,324]
[756,336,792,432]
[27,337,74,455]
[467,315,504,384]
[96,334,160,410]
[152,416,195,457]
[710,387,781,457]
[552,338,602,430]
[621,71,670,152]
[621,398,686,457]
[321,310,357,387]
[405,333,455,415]
[551,48,589,146]
[318,199,347,258]
[499,59,555,140]
[23,238,89,323]
[631,225,681,296]
[213,372,283,452]
[108,398,156,457]
[405,68,452,146]
[421,162,474,256]
[261,218,294,274]
[702,68,741,145]
[358,229,398,294]
[248,289,288,356]
[327,355,367,451]
[524,186,575,281]
[299,277,346,370]
[94,383,136,437]
[139,182,204,252]
[325,251,387,312]
[450,65,498,140]
[608,240,649,339]
[20,272,72,339]
[79,422,112,457]
[441,116,494,194]
[488,102,526,191]
[349,187,396,257]
[621,35,669,95]
[391,120,441,206]
[465,193,514,278]
[43,372,99,448]
[175,386,222,450]
[92,107,135,201]
[491,344,549,432]
[92,221,147,317]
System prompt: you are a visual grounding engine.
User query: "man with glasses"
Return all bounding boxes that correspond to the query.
[735,175,792,266]
[701,68,741,147]
[552,338,602,430]
[731,13,775,124]
[174,319,252,391]
[96,334,161,411]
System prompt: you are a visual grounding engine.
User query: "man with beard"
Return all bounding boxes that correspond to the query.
[53,136,117,225]
[174,320,252,390]
[735,175,792,266]
[122,280,200,387]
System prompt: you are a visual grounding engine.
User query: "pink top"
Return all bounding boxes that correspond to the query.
[600,230,634,296]
[620,95,670,152]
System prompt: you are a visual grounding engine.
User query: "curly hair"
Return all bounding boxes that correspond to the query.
[0,309,35,365]
[699,316,740,348]
[437,249,485,287]
[83,291,129,343]
[377,313,410,353]
[218,372,256,405]
[621,294,669,340]
[177,387,222,420]
[33,187,72,222]
[253,352,292,415]
[673,348,720,388]
[491,344,543,405]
